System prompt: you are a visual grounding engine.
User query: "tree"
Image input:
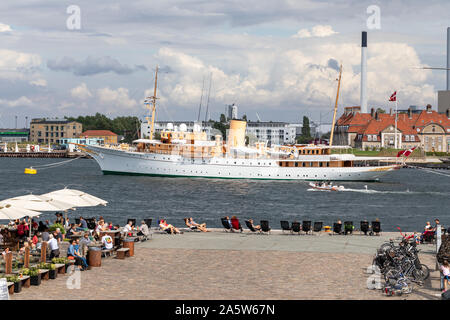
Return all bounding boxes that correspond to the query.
[219,113,226,123]
[376,108,386,114]
[242,114,247,121]
[301,116,311,138]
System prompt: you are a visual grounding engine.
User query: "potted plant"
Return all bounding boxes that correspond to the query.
[6,275,22,293]
[29,267,41,286]
[47,263,57,279]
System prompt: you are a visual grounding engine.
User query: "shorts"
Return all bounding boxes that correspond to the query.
[444,275,450,281]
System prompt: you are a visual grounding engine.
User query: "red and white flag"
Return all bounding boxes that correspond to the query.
[389,91,397,102]
[397,147,416,157]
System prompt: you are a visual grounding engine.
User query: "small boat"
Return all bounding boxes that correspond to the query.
[308,182,345,192]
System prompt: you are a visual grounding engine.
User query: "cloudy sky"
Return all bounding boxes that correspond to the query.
[0,0,449,129]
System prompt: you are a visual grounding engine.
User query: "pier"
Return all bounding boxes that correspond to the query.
[0,151,91,158]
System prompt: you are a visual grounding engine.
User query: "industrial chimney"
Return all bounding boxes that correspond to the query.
[360,31,368,114]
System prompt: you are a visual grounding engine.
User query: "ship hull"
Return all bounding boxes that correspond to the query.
[84,145,399,181]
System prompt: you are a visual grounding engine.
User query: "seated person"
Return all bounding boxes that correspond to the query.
[66,224,81,238]
[79,233,91,248]
[108,222,114,230]
[101,234,114,250]
[247,219,261,231]
[54,228,64,242]
[421,221,435,243]
[41,228,50,242]
[159,219,180,234]
[76,216,88,231]
[230,216,243,232]
[137,221,150,238]
[189,217,208,232]
[95,220,107,238]
[67,239,88,271]
[123,221,133,236]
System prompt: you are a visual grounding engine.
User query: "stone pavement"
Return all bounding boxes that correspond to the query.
[10,230,443,300]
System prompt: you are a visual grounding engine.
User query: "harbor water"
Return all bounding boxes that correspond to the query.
[1,158,449,232]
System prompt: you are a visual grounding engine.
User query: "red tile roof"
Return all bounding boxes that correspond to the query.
[81,130,118,137]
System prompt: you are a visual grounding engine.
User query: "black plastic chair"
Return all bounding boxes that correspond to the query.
[302,221,312,235]
[344,221,354,235]
[144,219,152,229]
[333,223,342,235]
[360,221,369,235]
[260,220,271,234]
[221,217,231,232]
[86,218,96,230]
[245,220,259,233]
[280,221,291,234]
[291,222,301,235]
[371,221,382,235]
[75,218,80,225]
[313,222,323,233]
[127,219,136,227]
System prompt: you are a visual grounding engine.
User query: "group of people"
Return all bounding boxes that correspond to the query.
[415,219,443,244]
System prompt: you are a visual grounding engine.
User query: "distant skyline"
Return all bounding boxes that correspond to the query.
[1,0,450,128]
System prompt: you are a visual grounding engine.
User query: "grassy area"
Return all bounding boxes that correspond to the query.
[332,148,426,157]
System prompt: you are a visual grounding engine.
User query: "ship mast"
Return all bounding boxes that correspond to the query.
[146,66,159,140]
[329,64,342,147]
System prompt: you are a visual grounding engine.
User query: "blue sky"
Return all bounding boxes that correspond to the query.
[0,0,449,129]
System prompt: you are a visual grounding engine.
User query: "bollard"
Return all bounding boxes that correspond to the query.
[123,239,134,256]
[24,247,30,268]
[436,225,442,271]
[40,241,47,263]
[4,252,12,275]
[87,247,101,267]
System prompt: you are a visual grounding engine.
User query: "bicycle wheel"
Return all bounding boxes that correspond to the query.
[380,242,394,252]
[413,264,430,281]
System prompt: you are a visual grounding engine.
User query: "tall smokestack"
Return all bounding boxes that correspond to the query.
[360,31,368,114]
[447,27,450,90]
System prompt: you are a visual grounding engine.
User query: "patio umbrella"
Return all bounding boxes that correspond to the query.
[0,203,41,220]
[43,188,108,207]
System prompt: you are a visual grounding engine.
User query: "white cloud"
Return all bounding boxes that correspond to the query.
[292,25,338,38]
[71,83,92,100]
[30,79,47,87]
[0,23,12,32]
[0,96,33,108]
[97,87,138,110]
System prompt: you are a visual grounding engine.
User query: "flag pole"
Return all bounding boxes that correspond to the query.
[394,92,398,150]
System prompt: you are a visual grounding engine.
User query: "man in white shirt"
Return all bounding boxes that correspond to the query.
[101,234,113,250]
[123,221,133,235]
[48,234,60,259]
[137,221,150,239]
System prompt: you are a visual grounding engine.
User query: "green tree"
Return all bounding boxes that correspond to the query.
[376,108,386,114]
[242,114,247,121]
[219,113,226,123]
[301,116,311,138]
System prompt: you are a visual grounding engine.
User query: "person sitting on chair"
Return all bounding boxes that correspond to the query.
[247,219,261,231]
[123,220,133,236]
[101,234,114,250]
[159,219,180,234]
[188,217,208,232]
[66,224,81,238]
[230,216,243,232]
[421,221,435,243]
[137,221,150,239]
[67,239,88,271]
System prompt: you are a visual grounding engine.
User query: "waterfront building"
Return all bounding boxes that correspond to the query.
[60,137,104,152]
[141,121,215,140]
[246,121,299,145]
[30,119,82,144]
[0,129,29,142]
[334,105,450,152]
[80,130,118,145]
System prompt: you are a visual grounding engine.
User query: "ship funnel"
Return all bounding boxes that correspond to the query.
[360,31,368,113]
[227,119,247,148]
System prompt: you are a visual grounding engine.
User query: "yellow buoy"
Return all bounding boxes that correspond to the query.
[24,167,37,174]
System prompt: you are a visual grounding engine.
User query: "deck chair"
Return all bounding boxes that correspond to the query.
[144,219,152,230]
[344,221,354,235]
[280,221,291,234]
[333,223,342,235]
[291,222,301,235]
[260,220,271,234]
[371,221,382,235]
[360,221,369,235]
[302,221,312,235]
[313,222,323,233]
[245,220,259,233]
[221,218,232,232]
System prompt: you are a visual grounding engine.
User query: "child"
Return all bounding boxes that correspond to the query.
[441,260,450,292]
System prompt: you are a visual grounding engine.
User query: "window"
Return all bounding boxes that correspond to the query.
[405,135,409,142]
[372,135,377,141]
[38,131,41,137]
[367,135,372,141]
[410,135,415,141]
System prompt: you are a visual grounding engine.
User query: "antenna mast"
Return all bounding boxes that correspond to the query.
[197,76,205,122]
[204,73,213,124]
[329,64,342,147]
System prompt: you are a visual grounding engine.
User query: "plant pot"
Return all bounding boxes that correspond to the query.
[30,274,41,286]
[49,269,57,279]
[14,281,22,293]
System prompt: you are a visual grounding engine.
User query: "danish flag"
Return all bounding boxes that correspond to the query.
[389,91,397,102]
[397,147,416,157]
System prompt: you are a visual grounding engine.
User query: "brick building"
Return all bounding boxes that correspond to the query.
[80,130,118,145]
[29,119,82,144]
[334,105,450,152]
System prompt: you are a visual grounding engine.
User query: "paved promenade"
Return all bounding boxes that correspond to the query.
[11,229,442,300]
